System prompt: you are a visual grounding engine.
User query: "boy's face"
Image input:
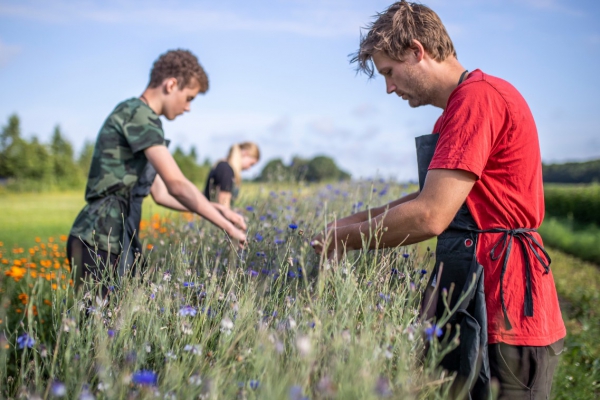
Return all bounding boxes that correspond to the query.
[163,78,201,120]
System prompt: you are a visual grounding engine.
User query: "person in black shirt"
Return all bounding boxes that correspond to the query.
[204,142,260,208]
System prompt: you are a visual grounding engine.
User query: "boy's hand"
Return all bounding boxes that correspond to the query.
[220,208,247,231]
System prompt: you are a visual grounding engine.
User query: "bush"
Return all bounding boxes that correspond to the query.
[544,184,600,226]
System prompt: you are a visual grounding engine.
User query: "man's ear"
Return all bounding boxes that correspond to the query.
[410,39,426,63]
[163,77,178,94]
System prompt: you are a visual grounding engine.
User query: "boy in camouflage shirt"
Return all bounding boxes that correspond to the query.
[68,49,247,292]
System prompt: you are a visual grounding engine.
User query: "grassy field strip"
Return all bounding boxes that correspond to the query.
[547,247,600,398]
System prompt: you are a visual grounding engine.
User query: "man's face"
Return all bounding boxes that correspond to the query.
[163,79,201,120]
[372,51,434,108]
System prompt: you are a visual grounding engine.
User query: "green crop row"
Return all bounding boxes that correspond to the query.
[544,183,600,226]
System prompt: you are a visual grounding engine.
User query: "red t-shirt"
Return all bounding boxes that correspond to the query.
[429,69,566,346]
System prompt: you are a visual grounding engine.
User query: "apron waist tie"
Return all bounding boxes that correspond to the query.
[475,227,551,330]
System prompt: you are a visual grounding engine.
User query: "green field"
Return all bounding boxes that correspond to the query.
[0,186,598,399]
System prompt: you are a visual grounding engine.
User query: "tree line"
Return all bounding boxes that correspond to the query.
[0,114,350,191]
[543,159,600,183]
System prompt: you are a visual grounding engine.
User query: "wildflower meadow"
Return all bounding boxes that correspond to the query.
[1,181,598,399]
[0,180,472,399]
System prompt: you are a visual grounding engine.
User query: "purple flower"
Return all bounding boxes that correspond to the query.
[132,370,158,386]
[256,251,266,257]
[183,282,195,287]
[179,305,197,317]
[289,385,309,400]
[246,206,254,212]
[379,293,391,302]
[255,233,264,242]
[289,223,298,230]
[248,269,259,277]
[425,324,443,341]
[420,269,427,275]
[274,238,285,245]
[50,381,67,397]
[259,215,267,221]
[249,380,260,390]
[107,329,115,338]
[308,322,315,329]
[391,268,399,275]
[402,253,410,259]
[17,333,35,349]
[287,271,297,278]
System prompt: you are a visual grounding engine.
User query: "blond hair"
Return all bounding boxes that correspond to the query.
[351,1,457,77]
[226,142,260,185]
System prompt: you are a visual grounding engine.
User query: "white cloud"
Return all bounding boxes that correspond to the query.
[0,0,367,37]
[352,103,378,118]
[0,39,21,67]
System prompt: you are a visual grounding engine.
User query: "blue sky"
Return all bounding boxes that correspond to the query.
[1,0,599,180]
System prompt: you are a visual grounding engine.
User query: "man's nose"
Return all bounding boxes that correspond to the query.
[385,79,396,94]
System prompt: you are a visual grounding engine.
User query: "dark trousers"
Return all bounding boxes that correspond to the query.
[67,235,118,298]
[489,339,564,400]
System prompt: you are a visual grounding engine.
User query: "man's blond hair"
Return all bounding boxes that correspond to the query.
[351,1,456,77]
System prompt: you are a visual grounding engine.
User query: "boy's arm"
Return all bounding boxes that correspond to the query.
[144,145,246,242]
[150,174,190,212]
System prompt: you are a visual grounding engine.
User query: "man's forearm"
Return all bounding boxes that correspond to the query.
[331,191,419,228]
[339,198,436,251]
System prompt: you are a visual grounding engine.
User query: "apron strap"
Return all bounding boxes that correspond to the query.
[475,227,551,330]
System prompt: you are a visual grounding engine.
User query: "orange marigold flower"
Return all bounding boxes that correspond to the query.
[0,241,3,246]
[16,308,22,313]
[29,248,35,255]
[35,237,41,243]
[6,266,26,281]
[2,259,8,264]
[51,283,57,290]
[14,260,22,266]
[48,237,54,243]
[18,293,28,304]
[147,244,154,250]
[43,299,52,306]
[60,234,67,242]
[30,271,38,278]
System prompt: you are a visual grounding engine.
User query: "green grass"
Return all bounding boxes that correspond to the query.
[0,184,598,399]
[539,217,600,265]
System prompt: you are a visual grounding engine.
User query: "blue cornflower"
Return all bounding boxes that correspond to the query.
[379,293,391,302]
[248,269,259,277]
[246,206,254,212]
[425,324,443,341]
[256,251,266,257]
[402,253,410,258]
[379,188,388,196]
[287,271,297,278]
[183,282,195,287]
[391,268,399,275]
[372,187,378,192]
[289,223,298,230]
[308,322,315,329]
[261,269,271,275]
[259,215,267,221]
[255,233,264,242]
[249,380,260,390]
[289,385,309,400]
[179,305,197,317]
[17,333,35,349]
[150,293,155,300]
[50,381,67,397]
[420,269,427,275]
[132,370,158,386]
[274,238,285,245]
[107,329,115,338]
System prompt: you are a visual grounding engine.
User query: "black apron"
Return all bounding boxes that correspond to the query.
[417,133,491,399]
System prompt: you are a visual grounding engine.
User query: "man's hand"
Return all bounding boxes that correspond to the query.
[311,226,346,261]
[227,226,247,249]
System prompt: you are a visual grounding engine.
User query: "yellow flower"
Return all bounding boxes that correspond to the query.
[5,266,26,281]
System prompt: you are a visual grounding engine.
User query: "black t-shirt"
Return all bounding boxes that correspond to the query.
[204,161,235,201]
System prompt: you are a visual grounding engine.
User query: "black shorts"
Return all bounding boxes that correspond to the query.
[66,235,118,296]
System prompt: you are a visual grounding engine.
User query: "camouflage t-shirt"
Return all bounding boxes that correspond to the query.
[70,98,165,254]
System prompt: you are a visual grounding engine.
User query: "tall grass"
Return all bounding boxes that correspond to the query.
[1,181,462,399]
[539,217,600,265]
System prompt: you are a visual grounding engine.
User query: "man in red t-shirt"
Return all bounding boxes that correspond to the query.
[312,1,565,399]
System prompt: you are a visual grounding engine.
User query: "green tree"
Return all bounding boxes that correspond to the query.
[78,140,95,178]
[256,158,289,182]
[306,155,350,182]
[0,114,24,178]
[50,125,79,183]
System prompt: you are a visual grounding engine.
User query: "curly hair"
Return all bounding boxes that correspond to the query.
[351,1,456,77]
[148,49,209,92]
